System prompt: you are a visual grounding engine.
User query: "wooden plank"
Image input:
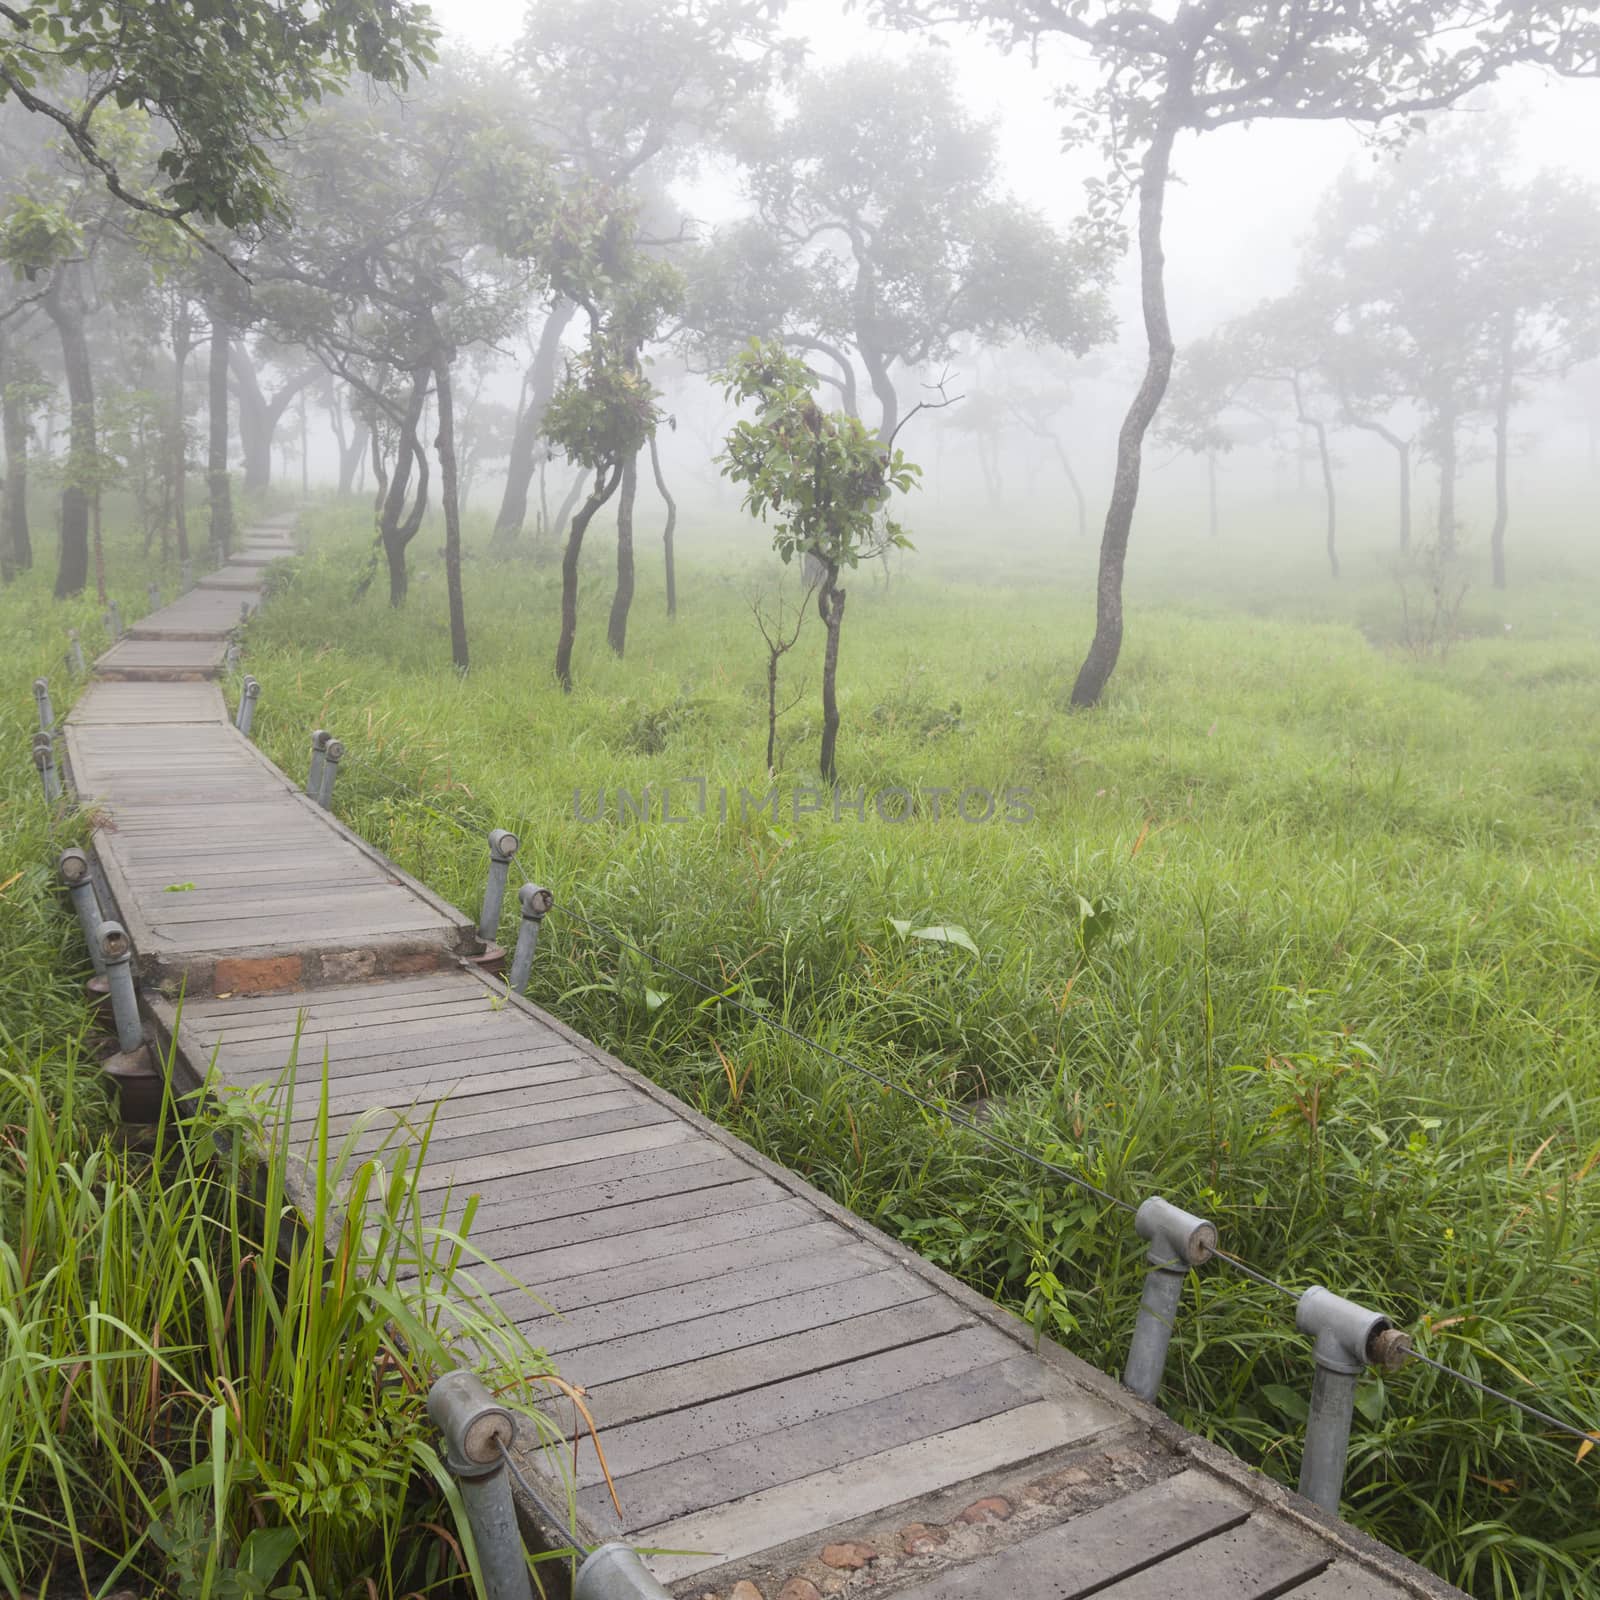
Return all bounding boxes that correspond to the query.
[1281,1563,1409,1599]
[587,1354,1048,1532]
[467,1175,783,1256]
[638,1400,1106,1584]
[486,1197,810,1286]
[511,1238,885,1352]
[348,1101,678,1168]
[332,1088,646,1149]
[188,973,481,1016]
[220,1046,585,1099]
[281,1062,598,1122]
[558,1294,969,1437]
[1085,1515,1329,1600]
[567,1325,1024,1490]
[194,993,500,1040]
[890,1469,1250,1600]
[414,1121,703,1194]
[558,1268,933,1391]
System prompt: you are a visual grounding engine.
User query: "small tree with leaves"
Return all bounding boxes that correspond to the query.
[719,339,920,783]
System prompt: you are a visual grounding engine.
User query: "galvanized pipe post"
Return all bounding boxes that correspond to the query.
[425,1371,532,1600]
[181,557,193,592]
[106,599,123,640]
[148,582,162,610]
[235,676,260,738]
[1295,1286,1411,1513]
[66,630,86,675]
[240,598,251,624]
[306,729,330,797]
[33,733,62,804]
[479,829,521,944]
[58,848,106,975]
[1122,1196,1216,1403]
[99,921,144,1054]
[315,738,344,809]
[509,884,554,992]
[33,676,53,733]
[573,1545,673,1600]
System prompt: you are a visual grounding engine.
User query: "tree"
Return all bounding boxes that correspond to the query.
[870,0,1600,701]
[490,0,791,553]
[718,340,920,783]
[693,53,1111,441]
[0,0,434,229]
[543,197,679,691]
[1307,116,1600,586]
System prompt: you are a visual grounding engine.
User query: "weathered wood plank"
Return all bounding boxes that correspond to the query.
[587,1355,1049,1532]
[1084,1515,1329,1600]
[889,1469,1251,1600]
[638,1400,1106,1584]
[1281,1562,1411,1599]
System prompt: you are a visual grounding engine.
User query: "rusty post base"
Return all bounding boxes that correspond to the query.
[100,1043,164,1124]
[465,943,508,979]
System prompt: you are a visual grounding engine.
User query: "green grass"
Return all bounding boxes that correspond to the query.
[0,515,578,1599]
[232,497,1599,1599]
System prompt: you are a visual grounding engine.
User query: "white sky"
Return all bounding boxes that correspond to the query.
[424,0,1600,340]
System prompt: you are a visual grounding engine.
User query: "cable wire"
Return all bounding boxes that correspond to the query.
[332,738,1600,1456]
[492,1437,596,1554]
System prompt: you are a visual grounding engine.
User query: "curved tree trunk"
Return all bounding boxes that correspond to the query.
[649,430,677,617]
[1346,416,1410,552]
[861,345,899,441]
[45,270,94,599]
[1490,324,1514,590]
[381,374,431,607]
[817,560,846,784]
[493,299,576,545]
[1071,113,1179,708]
[606,449,639,655]
[434,351,469,670]
[1,329,33,577]
[555,465,623,692]
[171,311,191,561]
[1436,403,1458,558]
[207,315,233,561]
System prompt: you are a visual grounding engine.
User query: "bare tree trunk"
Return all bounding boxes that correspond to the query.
[1436,403,1458,558]
[607,448,639,655]
[861,345,899,441]
[1071,112,1179,708]
[45,269,94,599]
[1,328,33,576]
[817,560,846,784]
[91,491,105,605]
[434,352,469,670]
[232,342,271,493]
[1490,324,1514,590]
[381,371,430,606]
[299,389,309,499]
[556,465,623,692]
[207,314,233,561]
[1054,438,1088,540]
[1346,415,1410,552]
[171,308,191,561]
[493,299,576,544]
[649,430,677,617]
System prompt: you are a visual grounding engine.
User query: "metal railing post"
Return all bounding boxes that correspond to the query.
[99,920,144,1054]
[1122,1196,1216,1403]
[315,738,344,808]
[235,676,260,738]
[1295,1286,1411,1513]
[240,598,251,623]
[106,599,123,640]
[181,557,193,592]
[509,884,554,992]
[33,676,53,732]
[479,829,521,944]
[306,729,330,797]
[148,582,162,610]
[573,1545,673,1600]
[59,848,106,975]
[67,630,86,675]
[33,733,61,803]
[425,1371,533,1600]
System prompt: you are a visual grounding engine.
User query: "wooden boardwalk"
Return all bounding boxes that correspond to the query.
[69,520,1464,1600]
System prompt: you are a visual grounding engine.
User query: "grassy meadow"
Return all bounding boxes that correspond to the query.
[234,486,1600,1599]
[4,475,1597,1597]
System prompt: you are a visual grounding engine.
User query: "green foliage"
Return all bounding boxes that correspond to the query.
[0,0,437,227]
[228,501,1600,1599]
[718,340,918,570]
